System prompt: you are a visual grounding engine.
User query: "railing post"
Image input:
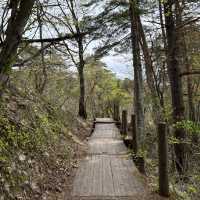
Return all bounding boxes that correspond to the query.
[114,103,121,129]
[121,110,127,135]
[131,114,137,154]
[91,117,96,134]
[113,102,120,122]
[158,122,169,197]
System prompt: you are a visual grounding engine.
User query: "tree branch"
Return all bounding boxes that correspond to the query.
[180,70,200,77]
[22,32,86,44]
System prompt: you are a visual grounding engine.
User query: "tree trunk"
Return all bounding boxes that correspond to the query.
[164,0,186,174]
[129,0,145,148]
[176,1,197,142]
[138,17,165,121]
[187,66,195,121]
[36,0,47,94]
[78,66,87,119]
[158,0,167,49]
[78,37,87,119]
[0,0,35,87]
[138,19,156,100]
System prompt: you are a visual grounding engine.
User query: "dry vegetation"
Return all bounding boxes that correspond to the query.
[0,70,91,200]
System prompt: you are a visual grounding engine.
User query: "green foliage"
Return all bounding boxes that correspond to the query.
[187,185,197,194]
[174,120,200,135]
[171,186,191,200]
[168,136,181,144]
[85,60,132,117]
[0,87,73,199]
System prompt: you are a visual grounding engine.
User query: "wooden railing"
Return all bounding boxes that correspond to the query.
[117,108,169,197]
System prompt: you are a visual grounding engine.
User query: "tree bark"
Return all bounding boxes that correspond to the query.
[67,0,87,119]
[138,17,165,121]
[78,37,87,119]
[138,18,156,100]
[164,0,186,174]
[176,1,197,142]
[129,0,145,148]
[38,1,47,94]
[158,122,169,197]
[78,66,87,119]
[158,0,167,49]
[0,0,35,86]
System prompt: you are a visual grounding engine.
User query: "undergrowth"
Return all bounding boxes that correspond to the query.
[0,87,86,199]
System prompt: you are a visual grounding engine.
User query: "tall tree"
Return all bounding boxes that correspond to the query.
[129,0,145,149]
[175,1,195,123]
[137,8,166,120]
[67,0,87,119]
[50,0,101,119]
[163,0,186,174]
[0,0,36,87]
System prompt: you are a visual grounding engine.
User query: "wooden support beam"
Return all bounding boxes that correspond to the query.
[91,118,96,134]
[121,110,127,135]
[131,114,138,154]
[113,103,120,122]
[113,103,121,129]
[158,122,169,197]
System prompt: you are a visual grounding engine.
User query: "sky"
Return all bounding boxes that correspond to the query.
[35,0,135,80]
[1,0,200,80]
[0,0,134,79]
[102,54,133,80]
[26,4,134,80]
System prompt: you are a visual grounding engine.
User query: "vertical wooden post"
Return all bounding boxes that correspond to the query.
[113,103,120,122]
[121,110,127,135]
[113,103,117,120]
[158,122,169,197]
[91,118,96,134]
[114,103,121,129]
[131,114,137,154]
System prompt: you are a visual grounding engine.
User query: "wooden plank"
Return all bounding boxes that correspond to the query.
[88,155,95,196]
[72,158,88,196]
[121,158,140,195]
[122,158,144,194]
[95,118,116,123]
[111,156,143,197]
[92,124,121,139]
[102,155,115,196]
[71,118,148,199]
[111,156,123,196]
[91,155,103,196]
[88,139,127,155]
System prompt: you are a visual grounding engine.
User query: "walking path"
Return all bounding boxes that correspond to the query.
[70,118,149,200]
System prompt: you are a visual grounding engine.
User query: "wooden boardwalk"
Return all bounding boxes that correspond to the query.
[70,118,148,200]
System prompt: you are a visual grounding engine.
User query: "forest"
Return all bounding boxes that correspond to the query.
[0,0,200,199]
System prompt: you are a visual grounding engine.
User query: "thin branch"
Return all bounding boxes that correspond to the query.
[22,32,86,43]
[13,43,53,67]
[180,70,200,77]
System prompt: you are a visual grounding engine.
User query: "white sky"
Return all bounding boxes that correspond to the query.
[1,0,199,80]
[102,53,133,79]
